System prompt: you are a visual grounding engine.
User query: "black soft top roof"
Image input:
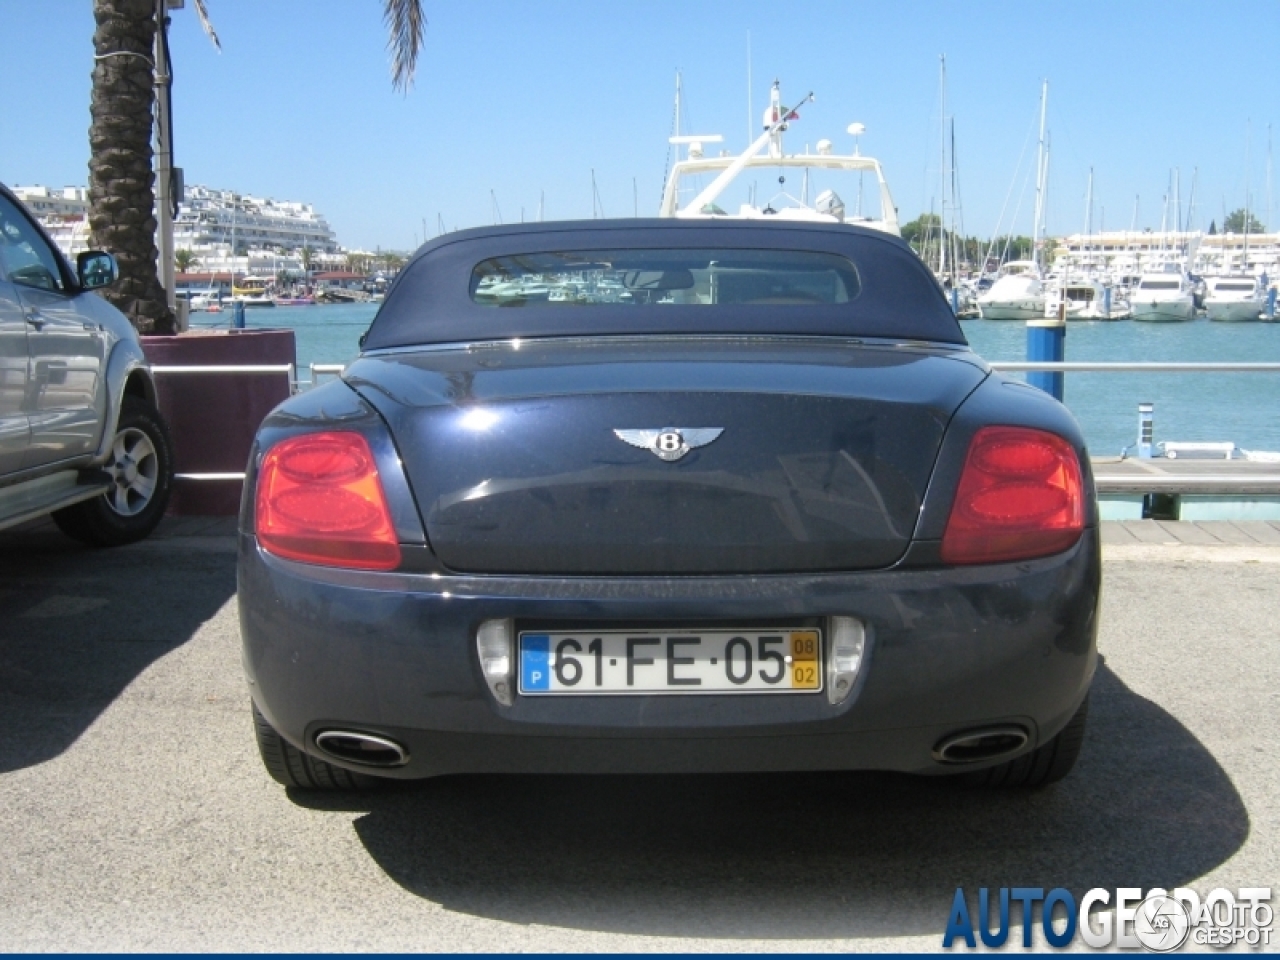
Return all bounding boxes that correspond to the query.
[363,219,966,350]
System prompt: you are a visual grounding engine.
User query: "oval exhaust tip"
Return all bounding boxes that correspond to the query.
[932,725,1029,764]
[315,730,409,767]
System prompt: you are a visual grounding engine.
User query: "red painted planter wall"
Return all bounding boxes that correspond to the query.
[141,329,296,516]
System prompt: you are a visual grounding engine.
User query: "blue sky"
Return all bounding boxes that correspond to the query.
[1,1,1276,251]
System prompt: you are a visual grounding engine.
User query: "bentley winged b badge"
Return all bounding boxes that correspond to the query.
[613,427,724,462]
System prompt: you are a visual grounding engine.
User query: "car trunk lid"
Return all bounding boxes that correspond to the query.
[346,338,986,574]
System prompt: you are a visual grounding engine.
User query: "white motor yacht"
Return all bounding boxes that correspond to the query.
[1203,275,1265,322]
[1052,275,1125,320]
[977,261,1045,320]
[660,81,899,236]
[1130,271,1197,322]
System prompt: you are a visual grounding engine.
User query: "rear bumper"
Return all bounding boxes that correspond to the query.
[238,529,1100,779]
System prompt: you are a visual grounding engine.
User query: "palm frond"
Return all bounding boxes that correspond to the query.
[383,0,425,92]
[191,0,222,52]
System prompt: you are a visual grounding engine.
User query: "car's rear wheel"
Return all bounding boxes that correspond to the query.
[960,695,1089,789]
[52,396,173,547]
[252,702,385,791]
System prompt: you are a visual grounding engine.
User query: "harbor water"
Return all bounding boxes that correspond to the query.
[212,305,1280,457]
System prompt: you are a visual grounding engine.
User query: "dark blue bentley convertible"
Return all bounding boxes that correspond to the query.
[238,219,1099,790]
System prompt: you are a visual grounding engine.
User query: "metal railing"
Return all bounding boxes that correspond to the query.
[991,361,1280,373]
[149,362,336,391]
[150,363,297,482]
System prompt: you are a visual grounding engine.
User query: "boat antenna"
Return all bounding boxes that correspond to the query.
[490,189,502,225]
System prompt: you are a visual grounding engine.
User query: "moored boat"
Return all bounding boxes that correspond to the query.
[977,261,1045,320]
[1053,275,1127,320]
[1130,271,1197,322]
[659,80,900,236]
[1204,275,1265,322]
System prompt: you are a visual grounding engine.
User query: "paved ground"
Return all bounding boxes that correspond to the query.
[0,518,1277,951]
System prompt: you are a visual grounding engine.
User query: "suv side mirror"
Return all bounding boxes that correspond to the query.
[77,251,119,290]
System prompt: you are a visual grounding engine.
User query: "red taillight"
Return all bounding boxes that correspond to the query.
[941,426,1085,565]
[255,432,401,570]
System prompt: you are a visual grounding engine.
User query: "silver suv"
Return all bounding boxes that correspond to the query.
[0,182,172,545]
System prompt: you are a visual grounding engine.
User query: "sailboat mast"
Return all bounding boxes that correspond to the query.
[938,55,948,279]
[1083,167,1093,273]
[1031,80,1048,274]
[1185,167,1198,234]
[1173,168,1181,258]
[675,71,682,141]
[230,196,237,292]
[1244,121,1252,264]
[1267,124,1274,242]
[951,118,962,279]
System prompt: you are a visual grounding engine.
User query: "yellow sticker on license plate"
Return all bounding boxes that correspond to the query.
[790,631,819,661]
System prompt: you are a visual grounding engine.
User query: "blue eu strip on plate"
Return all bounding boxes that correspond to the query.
[521,634,551,691]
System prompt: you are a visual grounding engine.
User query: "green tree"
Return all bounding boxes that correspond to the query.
[174,248,199,272]
[1224,208,1266,234]
[899,213,941,252]
[300,245,315,275]
[87,0,425,333]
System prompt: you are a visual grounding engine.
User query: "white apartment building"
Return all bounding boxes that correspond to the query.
[11,182,341,272]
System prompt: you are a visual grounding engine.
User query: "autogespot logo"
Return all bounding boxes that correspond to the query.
[942,886,1273,951]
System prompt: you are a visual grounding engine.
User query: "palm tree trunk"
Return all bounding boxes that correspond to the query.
[88,0,175,335]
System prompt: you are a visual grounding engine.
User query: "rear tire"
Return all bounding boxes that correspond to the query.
[960,695,1089,788]
[252,702,384,791]
[52,396,173,547]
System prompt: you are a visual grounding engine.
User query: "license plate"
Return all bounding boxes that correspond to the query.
[518,628,823,695]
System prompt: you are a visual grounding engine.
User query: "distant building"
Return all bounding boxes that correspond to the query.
[11,185,89,218]
[174,184,339,260]
[11,182,345,276]
[313,270,367,289]
[1054,230,1280,278]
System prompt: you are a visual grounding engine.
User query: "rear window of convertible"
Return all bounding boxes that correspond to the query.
[469,249,861,307]
[361,225,966,349]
